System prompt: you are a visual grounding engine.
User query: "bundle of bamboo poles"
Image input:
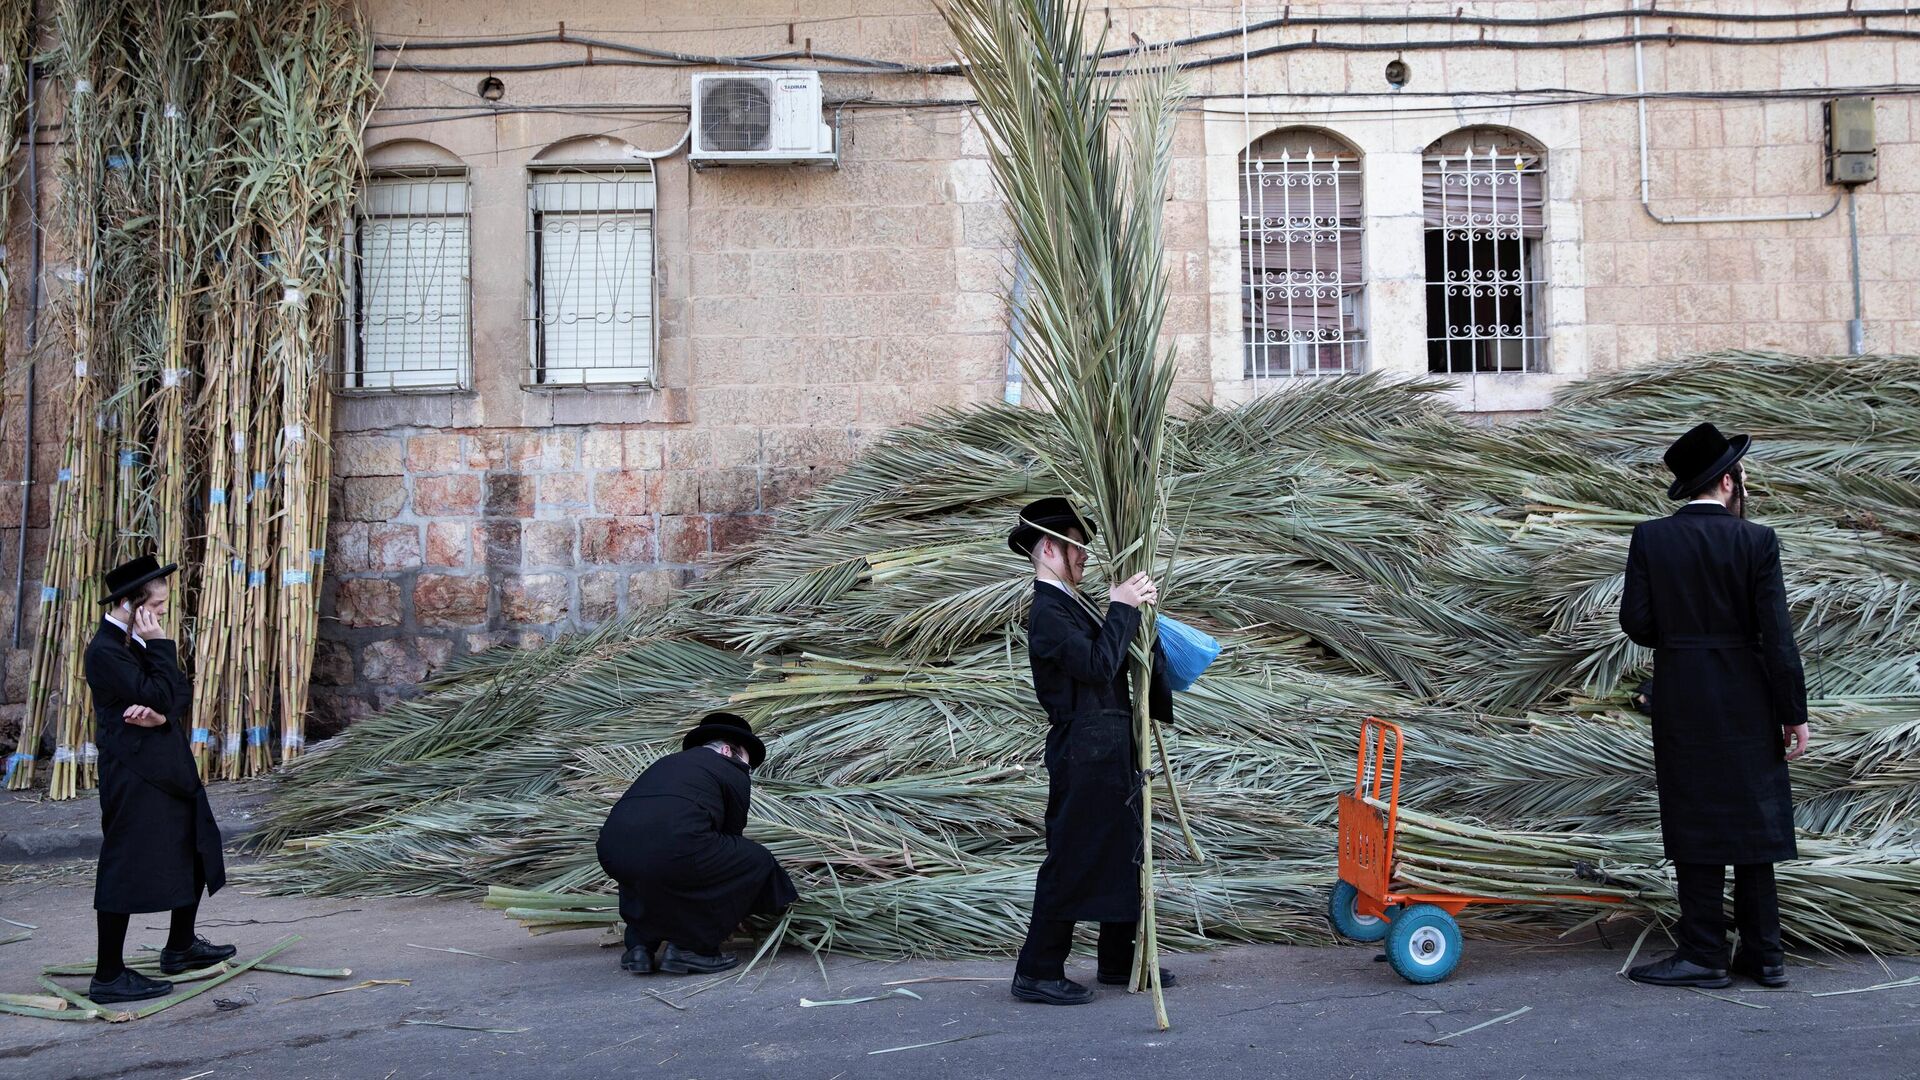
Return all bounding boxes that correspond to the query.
[5,0,372,794]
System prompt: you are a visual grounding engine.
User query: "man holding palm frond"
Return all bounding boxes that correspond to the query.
[1008,498,1176,1005]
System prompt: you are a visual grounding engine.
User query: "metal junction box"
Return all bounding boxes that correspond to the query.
[1825,97,1878,186]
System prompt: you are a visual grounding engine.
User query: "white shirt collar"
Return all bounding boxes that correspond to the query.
[1036,577,1074,594]
[1687,498,1726,507]
[103,612,146,647]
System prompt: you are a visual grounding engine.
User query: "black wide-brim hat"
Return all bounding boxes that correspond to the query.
[1663,422,1752,500]
[1008,497,1096,557]
[681,711,766,768]
[100,554,178,606]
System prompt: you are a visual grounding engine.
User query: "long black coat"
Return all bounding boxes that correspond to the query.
[596,747,797,953]
[1620,503,1805,864]
[1027,582,1173,923]
[85,620,225,913]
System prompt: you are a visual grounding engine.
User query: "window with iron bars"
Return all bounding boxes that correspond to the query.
[344,173,471,391]
[1241,130,1367,379]
[1424,132,1547,374]
[528,168,656,388]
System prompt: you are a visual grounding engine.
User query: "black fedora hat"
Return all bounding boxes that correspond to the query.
[681,711,766,768]
[1008,497,1096,557]
[1663,422,1752,500]
[99,554,179,607]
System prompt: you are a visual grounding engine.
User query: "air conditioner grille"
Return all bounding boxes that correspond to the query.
[699,78,773,153]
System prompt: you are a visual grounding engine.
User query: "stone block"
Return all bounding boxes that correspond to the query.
[711,513,770,551]
[657,471,703,515]
[501,574,569,625]
[624,430,668,470]
[485,472,536,518]
[514,433,577,472]
[369,524,423,572]
[425,522,470,568]
[593,470,661,515]
[581,517,654,564]
[405,433,464,473]
[466,630,511,654]
[413,474,483,517]
[659,515,711,564]
[333,578,404,628]
[310,639,355,687]
[538,472,590,511]
[578,571,620,624]
[700,468,761,514]
[476,521,522,569]
[465,432,512,470]
[627,568,692,610]
[309,691,373,734]
[581,430,624,469]
[326,522,372,573]
[414,573,490,627]
[340,477,407,522]
[361,638,428,685]
[334,435,404,477]
[419,636,455,676]
[522,520,576,568]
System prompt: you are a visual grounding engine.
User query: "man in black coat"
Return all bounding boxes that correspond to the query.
[1007,497,1175,1006]
[596,712,797,976]
[1620,424,1811,990]
[84,555,233,1005]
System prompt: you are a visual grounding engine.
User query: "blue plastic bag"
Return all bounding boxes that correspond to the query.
[1155,614,1221,692]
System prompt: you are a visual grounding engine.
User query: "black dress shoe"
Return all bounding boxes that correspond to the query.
[1731,952,1789,987]
[1010,973,1094,1005]
[620,943,658,974]
[160,936,237,975]
[1097,967,1178,988]
[88,968,174,1005]
[656,942,740,975]
[1627,953,1731,989]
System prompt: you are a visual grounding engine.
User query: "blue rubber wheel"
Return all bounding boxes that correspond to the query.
[1328,880,1393,943]
[1384,903,1463,984]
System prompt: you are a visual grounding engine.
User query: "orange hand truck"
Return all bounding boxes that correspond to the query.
[1332,717,1626,983]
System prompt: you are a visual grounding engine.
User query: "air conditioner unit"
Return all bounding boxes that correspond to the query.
[690,71,837,167]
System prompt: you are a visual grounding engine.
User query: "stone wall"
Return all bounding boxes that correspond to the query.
[4,2,1920,742]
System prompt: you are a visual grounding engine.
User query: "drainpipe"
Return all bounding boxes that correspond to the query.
[1633,7,1837,226]
[1846,187,1865,355]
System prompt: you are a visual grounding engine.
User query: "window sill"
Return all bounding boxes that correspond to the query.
[1431,371,1576,415]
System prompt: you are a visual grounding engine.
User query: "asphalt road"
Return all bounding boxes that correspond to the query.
[3,857,1916,1080]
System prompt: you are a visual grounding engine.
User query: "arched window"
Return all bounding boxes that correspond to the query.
[348,140,470,391]
[1424,127,1547,374]
[1241,128,1366,378]
[527,136,658,388]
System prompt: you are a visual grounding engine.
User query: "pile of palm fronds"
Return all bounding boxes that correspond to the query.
[5,0,373,793]
[257,349,1920,963]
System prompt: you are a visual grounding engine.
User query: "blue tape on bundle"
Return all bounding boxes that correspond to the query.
[253,471,268,489]
[209,488,227,505]
[3,751,31,783]
[39,586,57,602]
[259,252,276,266]
[107,153,130,170]
[230,558,245,575]
[309,548,325,563]
[246,726,270,747]
[282,569,311,587]
[118,450,134,468]
[191,728,213,746]
[1155,615,1223,693]
[57,468,71,483]
[247,570,266,588]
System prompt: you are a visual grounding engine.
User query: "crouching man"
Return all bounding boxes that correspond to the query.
[596,712,797,975]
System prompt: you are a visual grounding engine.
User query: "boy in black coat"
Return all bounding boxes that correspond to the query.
[596,713,797,975]
[84,555,233,1004]
[1007,497,1175,1006]
[1620,424,1810,990]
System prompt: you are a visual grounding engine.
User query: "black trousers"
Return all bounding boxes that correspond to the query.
[1674,862,1783,968]
[1015,918,1136,981]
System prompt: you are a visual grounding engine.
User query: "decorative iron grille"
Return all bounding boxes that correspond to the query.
[528,169,656,387]
[1241,143,1366,379]
[1424,146,1547,374]
[344,175,471,391]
